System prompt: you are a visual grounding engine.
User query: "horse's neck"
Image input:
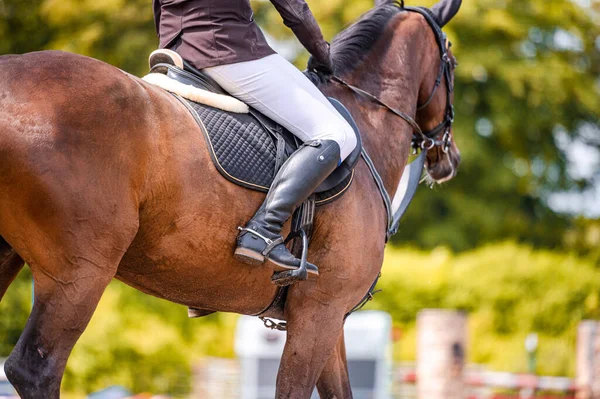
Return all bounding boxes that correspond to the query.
[322,66,420,198]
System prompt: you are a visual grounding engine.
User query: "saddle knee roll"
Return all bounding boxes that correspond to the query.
[311,120,357,163]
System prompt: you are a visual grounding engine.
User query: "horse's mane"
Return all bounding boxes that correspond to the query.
[330,2,404,74]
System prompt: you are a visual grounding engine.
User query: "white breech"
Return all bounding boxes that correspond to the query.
[202,54,357,161]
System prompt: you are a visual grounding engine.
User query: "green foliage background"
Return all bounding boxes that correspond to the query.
[375,244,600,376]
[1,0,599,396]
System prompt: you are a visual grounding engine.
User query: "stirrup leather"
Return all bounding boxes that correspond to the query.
[237,227,284,256]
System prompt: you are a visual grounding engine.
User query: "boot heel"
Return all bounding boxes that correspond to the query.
[234,247,265,265]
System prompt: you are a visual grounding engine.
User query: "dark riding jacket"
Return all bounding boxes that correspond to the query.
[153,0,330,69]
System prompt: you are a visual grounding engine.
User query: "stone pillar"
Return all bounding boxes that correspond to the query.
[417,309,467,399]
[577,321,600,399]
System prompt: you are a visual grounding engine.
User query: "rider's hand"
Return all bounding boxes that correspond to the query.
[308,43,334,75]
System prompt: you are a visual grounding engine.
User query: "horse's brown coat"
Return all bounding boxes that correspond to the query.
[0,7,460,399]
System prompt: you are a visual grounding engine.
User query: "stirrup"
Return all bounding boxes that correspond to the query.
[237,227,284,256]
[271,229,310,286]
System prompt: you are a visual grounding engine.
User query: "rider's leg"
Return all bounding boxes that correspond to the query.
[203,54,357,161]
[203,54,357,275]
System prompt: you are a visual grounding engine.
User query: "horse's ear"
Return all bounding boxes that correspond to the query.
[430,0,462,27]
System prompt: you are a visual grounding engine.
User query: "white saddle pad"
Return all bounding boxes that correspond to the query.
[142,73,249,114]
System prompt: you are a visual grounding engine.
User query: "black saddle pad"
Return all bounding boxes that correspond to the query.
[151,63,362,206]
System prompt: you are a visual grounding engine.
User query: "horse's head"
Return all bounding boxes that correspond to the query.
[325,0,463,185]
[412,0,462,184]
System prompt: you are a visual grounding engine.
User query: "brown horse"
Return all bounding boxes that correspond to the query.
[0,0,461,397]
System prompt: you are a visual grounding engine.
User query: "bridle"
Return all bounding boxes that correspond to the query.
[411,6,455,153]
[331,5,456,154]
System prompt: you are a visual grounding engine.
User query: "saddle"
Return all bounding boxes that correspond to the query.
[147,61,362,206]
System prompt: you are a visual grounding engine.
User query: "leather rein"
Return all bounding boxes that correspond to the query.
[332,6,455,154]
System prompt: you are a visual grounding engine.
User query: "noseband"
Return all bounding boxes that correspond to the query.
[332,6,455,154]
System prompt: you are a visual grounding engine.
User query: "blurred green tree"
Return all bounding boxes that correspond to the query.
[0,0,55,54]
[38,0,158,76]
[391,0,600,252]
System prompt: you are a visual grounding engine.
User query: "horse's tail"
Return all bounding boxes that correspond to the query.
[0,230,25,302]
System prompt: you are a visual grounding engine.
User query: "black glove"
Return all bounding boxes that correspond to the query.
[307,43,334,75]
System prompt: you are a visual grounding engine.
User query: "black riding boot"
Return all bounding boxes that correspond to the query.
[234,139,341,277]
